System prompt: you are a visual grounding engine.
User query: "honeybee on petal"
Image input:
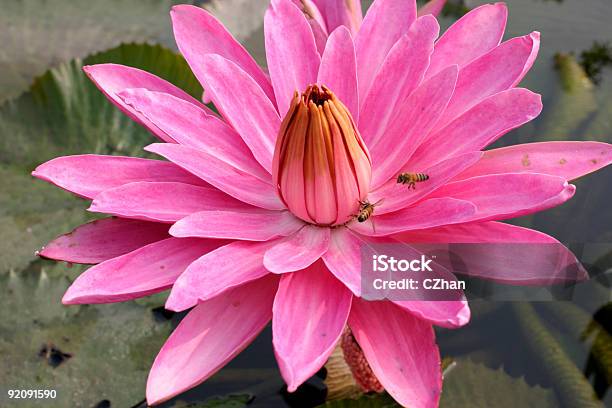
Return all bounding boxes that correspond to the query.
[397,172,429,189]
[356,199,383,223]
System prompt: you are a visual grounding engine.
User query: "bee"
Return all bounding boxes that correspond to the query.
[356,199,383,223]
[397,172,429,189]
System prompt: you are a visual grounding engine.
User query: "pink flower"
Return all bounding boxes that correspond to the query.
[33,1,611,406]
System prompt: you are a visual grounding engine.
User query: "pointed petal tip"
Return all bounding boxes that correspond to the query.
[30,168,45,181]
[274,351,298,392]
[144,142,164,154]
[86,202,99,213]
[485,1,508,16]
[275,343,318,393]
[164,289,196,313]
[167,222,184,238]
[61,298,78,306]
[145,380,174,407]
[455,302,471,327]
[170,3,201,17]
[30,159,55,181]
[36,246,51,259]
[81,63,114,76]
[61,288,82,305]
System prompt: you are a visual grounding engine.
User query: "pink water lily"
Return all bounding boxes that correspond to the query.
[33,0,612,406]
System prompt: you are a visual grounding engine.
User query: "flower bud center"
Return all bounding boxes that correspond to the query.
[272,85,372,226]
[303,84,332,106]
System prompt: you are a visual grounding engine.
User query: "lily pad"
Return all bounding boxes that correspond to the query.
[318,393,399,408]
[0,165,91,274]
[170,394,251,407]
[0,42,205,273]
[320,358,558,408]
[0,42,202,170]
[440,359,559,408]
[0,266,172,407]
[0,0,195,102]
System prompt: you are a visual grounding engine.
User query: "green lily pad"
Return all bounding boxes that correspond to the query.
[0,42,205,273]
[319,393,399,408]
[0,266,172,407]
[0,42,203,170]
[440,358,558,408]
[0,0,195,102]
[170,394,252,407]
[0,165,91,274]
[319,358,557,408]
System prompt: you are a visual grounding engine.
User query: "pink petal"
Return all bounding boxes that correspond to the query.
[89,182,250,223]
[273,261,352,391]
[32,155,207,199]
[426,3,507,78]
[359,15,439,145]
[146,143,284,210]
[170,210,303,241]
[83,64,207,142]
[395,221,588,284]
[146,275,278,405]
[197,54,281,172]
[119,89,269,179]
[39,218,169,264]
[322,228,365,296]
[386,245,470,328]
[353,239,468,325]
[434,32,540,131]
[170,4,275,103]
[371,151,483,215]
[418,0,446,17]
[264,225,330,273]
[370,65,458,188]
[349,298,442,408]
[312,0,363,34]
[317,26,359,120]
[394,300,470,329]
[292,0,329,54]
[62,237,224,304]
[265,0,321,117]
[409,88,543,169]
[396,221,557,243]
[455,141,612,182]
[355,0,417,100]
[322,229,403,297]
[349,197,476,237]
[166,240,275,311]
[431,173,575,221]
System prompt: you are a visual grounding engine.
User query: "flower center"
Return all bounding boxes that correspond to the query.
[303,84,332,106]
[272,85,372,226]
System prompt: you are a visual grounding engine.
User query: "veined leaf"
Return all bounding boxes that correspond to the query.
[0,42,202,170]
[0,267,172,407]
[0,0,195,102]
[440,358,558,408]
